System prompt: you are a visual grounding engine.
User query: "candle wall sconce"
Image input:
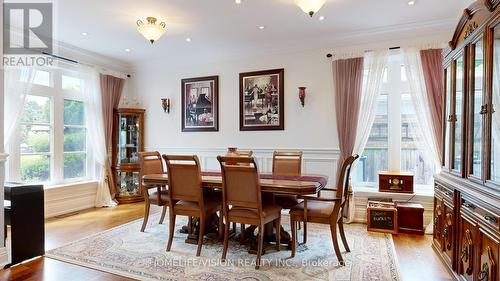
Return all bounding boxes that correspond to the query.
[161,98,170,113]
[298,87,306,107]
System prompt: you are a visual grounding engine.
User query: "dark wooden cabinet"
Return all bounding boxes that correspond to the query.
[434,1,500,280]
[111,108,145,204]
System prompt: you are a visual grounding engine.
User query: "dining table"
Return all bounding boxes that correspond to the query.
[142,171,329,253]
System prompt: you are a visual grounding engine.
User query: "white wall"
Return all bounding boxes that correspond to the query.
[129,48,338,150]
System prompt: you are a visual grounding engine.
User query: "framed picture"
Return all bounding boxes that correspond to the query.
[181,76,219,132]
[239,68,284,131]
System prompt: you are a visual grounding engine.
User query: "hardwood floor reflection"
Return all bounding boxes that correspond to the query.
[1,202,450,281]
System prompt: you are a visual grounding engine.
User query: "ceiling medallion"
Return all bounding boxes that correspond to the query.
[136,17,166,44]
[295,0,327,17]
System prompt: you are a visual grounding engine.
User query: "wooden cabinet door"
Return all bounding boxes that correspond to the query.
[443,204,455,265]
[434,197,444,249]
[477,227,499,281]
[459,215,478,281]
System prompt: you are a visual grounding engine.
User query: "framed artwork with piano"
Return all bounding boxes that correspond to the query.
[181,75,219,132]
[239,68,284,131]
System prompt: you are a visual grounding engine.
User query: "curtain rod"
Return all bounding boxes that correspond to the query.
[41,51,131,78]
[326,46,401,58]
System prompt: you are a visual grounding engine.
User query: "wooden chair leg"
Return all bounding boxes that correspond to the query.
[338,220,350,252]
[196,215,205,256]
[240,224,245,244]
[232,222,237,233]
[140,202,150,232]
[274,217,281,251]
[218,212,223,242]
[159,205,167,224]
[302,221,307,244]
[291,216,296,258]
[330,222,344,265]
[255,224,264,269]
[166,214,176,251]
[222,219,230,261]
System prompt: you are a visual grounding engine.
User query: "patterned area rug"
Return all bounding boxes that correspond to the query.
[46,213,401,281]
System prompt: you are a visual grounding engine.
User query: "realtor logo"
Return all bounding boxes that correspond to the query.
[3,3,53,54]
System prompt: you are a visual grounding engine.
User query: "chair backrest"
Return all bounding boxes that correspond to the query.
[163,155,203,203]
[237,150,254,157]
[272,151,303,176]
[335,155,359,204]
[217,156,262,213]
[139,151,164,177]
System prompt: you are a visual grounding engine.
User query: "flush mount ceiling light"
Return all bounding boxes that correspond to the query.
[136,17,166,44]
[295,0,327,17]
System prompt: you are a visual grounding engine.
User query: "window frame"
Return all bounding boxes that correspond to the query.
[354,50,436,190]
[7,68,92,186]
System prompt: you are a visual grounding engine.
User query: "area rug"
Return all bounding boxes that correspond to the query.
[46,213,401,281]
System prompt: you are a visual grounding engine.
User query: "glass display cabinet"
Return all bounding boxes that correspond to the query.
[434,1,499,280]
[112,108,145,204]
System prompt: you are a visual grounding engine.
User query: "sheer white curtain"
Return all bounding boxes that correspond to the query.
[402,47,441,169]
[4,68,35,152]
[344,50,388,223]
[353,50,389,156]
[79,65,116,207]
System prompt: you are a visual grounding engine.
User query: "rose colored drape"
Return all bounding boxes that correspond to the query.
[100,74,126,200]
[333,57,364,221]
[334,58,364,163]
[420,49,444,162]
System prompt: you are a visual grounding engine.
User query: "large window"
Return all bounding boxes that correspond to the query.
[8,68,89,185]
[354,52,435,188]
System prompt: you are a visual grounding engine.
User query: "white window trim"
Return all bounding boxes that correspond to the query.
[354,51,433,190]
[7,68,93,187]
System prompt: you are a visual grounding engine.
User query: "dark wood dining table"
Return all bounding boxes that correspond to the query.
[142,171,329,253]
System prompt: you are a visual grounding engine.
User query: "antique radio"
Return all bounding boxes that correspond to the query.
[378,171,414,193]
[395,202,424,235]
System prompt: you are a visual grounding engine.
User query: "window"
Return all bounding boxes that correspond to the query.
[354,51,435,188]
[20,95,52,182]
[8,68,88,185]
[63,100,87,180]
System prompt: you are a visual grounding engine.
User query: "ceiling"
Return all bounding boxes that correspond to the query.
[54,0,473,68]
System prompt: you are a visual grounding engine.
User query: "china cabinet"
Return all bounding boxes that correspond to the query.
[112,108,145,204]
[434,1,500,280]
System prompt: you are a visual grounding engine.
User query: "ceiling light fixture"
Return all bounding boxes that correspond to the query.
[136,17,167,44]
[186,38,191,42]
[258,25,265,30]
[295,0,327,17]
[407,0,415,6]
[319,16,325,21]
[125,48,131,52]
[81,32,88,36]
[235,0,241,4]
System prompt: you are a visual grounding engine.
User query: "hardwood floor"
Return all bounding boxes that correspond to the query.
[0,203,451,281]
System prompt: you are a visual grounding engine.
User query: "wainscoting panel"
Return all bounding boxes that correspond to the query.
[146,147,340,186]
[44,181,98,218]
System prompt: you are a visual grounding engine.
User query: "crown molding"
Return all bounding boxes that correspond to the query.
[130,18,455,72]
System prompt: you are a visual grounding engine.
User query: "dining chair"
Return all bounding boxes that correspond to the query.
[163,155,223,256]
[289,154,359,266]
[272,151,303,231]
[217,156,281,269]
[138,152,169,232]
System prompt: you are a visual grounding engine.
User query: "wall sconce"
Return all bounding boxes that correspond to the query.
[298,87,306,107]
[161,98,170,113]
